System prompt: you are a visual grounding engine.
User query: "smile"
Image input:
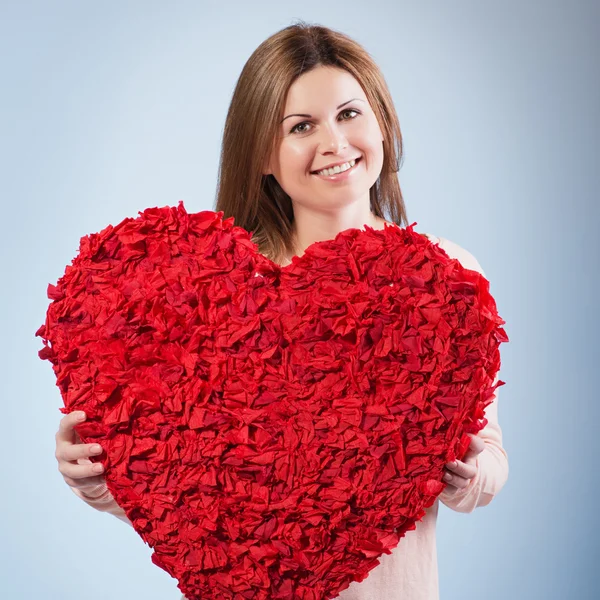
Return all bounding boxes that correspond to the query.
[311,157,362,181]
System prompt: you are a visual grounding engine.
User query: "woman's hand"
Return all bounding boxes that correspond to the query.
[443,433,485,494]
[55,410,109,498]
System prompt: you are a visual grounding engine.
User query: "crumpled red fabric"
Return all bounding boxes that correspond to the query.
[37,201,508,600]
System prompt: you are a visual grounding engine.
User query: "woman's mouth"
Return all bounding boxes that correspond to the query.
[311,156,362,182]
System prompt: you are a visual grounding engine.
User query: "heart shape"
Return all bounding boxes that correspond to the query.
[37,202,507,600]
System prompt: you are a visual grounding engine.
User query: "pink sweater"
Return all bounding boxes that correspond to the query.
[70,234,509,600]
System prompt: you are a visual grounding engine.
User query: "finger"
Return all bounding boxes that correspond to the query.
[442,480,460,494]
[55,411,86,444]
[59,459,104,481]
[59,442,103,463]
[464,434,486,458]
[443,471,471,489]
[444,459,477,480]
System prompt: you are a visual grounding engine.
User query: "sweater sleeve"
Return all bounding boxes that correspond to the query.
[432,236,509,514]
[69,482,134,527]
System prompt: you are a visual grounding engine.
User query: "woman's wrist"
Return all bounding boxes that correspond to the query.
[76,482,110,500]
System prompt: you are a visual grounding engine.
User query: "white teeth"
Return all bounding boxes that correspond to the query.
[316,158,357,177]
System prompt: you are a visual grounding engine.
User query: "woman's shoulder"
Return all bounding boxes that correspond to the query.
[426,234,486,277]
[421,232,438,244]
[382,223,484,275]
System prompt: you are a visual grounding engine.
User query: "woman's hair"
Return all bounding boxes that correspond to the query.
[214,20,408,265]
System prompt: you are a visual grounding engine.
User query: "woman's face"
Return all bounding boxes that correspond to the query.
[264,66,385,214]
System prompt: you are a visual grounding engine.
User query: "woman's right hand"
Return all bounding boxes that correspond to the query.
[55,410,111,498]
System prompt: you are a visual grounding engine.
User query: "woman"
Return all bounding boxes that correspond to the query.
[54,21,509,600]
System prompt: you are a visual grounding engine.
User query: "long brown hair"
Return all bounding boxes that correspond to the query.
[214,20,408,265]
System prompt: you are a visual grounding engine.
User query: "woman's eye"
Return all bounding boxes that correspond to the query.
[290,109,359,135]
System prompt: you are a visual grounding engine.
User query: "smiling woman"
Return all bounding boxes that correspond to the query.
[63,19,509,600]
[261,62,393,265]
[213,21,408,267]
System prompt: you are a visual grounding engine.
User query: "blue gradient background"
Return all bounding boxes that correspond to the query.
[1,1,597,599]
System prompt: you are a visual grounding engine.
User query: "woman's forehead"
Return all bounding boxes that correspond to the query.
[284,68,366,110]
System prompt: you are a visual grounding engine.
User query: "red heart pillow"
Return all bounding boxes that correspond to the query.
[37,202,507,600]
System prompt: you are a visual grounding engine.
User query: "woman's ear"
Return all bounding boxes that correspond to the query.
[263,157,274,176]
[262,151,272,176]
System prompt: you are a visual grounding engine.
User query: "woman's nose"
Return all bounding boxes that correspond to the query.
[319,123,348,154]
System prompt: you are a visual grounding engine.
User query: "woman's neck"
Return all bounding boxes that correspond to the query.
[281,213,391,266]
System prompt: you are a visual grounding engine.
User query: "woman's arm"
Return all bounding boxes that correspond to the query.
[433,236,510,513]
[70,482,134,527]
[437,372,508,513]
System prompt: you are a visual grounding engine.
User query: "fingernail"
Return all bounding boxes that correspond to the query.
[93,464,104,473]
[450,461,457,467]
[77,411,86,421]
[444,473,452,481]
[91,445,102,454]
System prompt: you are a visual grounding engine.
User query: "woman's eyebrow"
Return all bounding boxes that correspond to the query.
[280,98,365,123]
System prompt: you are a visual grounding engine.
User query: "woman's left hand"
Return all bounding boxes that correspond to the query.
[443,434,486,494]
